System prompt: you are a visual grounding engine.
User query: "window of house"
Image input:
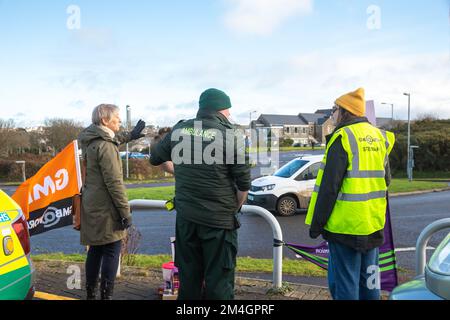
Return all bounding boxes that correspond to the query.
[295,127,298,134]
[285,127,290,133]
[303,128,306,134]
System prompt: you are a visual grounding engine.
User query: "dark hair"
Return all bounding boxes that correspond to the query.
[338,106,359,124]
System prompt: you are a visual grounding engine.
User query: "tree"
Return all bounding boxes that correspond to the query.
[0,119,16,157]
[11,128,30,154]
[28,130,46,155]
[44,119,84,154]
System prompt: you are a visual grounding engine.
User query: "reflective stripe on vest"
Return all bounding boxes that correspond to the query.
[343,127,386,179]
[305,122,396,235]
[313,185,387,202]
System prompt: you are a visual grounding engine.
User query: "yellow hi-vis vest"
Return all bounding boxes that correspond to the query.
[305,122,396,236]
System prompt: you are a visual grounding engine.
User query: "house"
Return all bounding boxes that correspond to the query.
[251,114,310,145]
[252,109,333,146]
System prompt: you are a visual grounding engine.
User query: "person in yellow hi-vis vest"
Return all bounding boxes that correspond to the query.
[305,88,395,300]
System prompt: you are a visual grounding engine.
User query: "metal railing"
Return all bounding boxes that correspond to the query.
[415,218,450,276]
[129,200,283,289]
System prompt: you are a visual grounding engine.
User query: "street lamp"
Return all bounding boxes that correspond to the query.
[249,110,258,128]
[381,102,394,127]
[403,93,412,182]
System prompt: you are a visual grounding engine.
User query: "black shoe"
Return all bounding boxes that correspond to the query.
[100,280,114,300]
[86,281,98,300]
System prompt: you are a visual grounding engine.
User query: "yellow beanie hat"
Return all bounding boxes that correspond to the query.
[335,88,366,117]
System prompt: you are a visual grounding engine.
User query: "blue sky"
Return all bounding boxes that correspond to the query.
[0,0,449,127]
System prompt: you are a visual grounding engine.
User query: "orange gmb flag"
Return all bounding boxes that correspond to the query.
[12,141,82,236]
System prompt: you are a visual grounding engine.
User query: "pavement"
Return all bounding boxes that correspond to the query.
[32,260,333,301]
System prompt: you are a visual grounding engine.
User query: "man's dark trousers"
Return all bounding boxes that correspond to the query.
[175,216,238,300]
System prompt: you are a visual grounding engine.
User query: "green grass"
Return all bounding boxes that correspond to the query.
[393,171,450,180]
[124,178,175,185]
[127,186,175,201]
[248,147,325,153]
[126,179,449,203]
[0,182,22,186]
[32,253,87,263]
[280,146,325,152]
[32,253,327,277]
[388,179,448,193]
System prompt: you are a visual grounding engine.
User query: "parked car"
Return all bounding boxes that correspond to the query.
[120,152,150,160]
[247,155,323,216]
[390,218,450,300]
[0,190,34,300]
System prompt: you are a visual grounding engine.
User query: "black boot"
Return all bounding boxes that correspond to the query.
[100,280,114,300]
[86,281,98,300]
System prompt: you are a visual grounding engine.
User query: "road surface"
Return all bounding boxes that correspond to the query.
[28,190,450,273]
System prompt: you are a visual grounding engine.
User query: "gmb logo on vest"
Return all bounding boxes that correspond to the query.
[359,135,380,145]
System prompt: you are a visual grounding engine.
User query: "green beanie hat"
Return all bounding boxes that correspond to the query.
[199,88,232,111]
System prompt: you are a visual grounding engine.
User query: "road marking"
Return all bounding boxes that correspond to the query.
[34,291,79,301]
[395,247,435,253]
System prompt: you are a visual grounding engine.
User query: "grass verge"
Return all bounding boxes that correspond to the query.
[125,178,174,185]
[32,253,327,277]
[388,179,448,194]
[127,186,175,201]
[126,179,449,202]
[393,171,450,179]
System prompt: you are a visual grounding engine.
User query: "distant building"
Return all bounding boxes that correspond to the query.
[251,108,393,147]
[252,109,333,146]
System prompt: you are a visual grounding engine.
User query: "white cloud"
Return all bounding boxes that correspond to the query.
[224,0,314,35]
[1,49,449,128]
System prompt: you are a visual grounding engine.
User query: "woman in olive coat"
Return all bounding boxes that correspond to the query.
[78,104,145,300]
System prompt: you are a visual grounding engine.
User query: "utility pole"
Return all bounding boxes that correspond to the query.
[404,93,412,182]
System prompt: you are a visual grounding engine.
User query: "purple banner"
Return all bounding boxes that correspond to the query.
[286,196,398,292]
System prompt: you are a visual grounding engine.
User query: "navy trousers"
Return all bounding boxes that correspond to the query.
[85,240,122,285]
[328,241,381,300]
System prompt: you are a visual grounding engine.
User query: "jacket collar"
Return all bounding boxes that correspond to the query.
[196,109,234,128]
[99,125,116,140]
[326,117,370,144]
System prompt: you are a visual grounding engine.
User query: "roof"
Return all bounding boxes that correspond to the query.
[298,113,327,124]
[317,117,330,125]
[257,114,307,126]
[315,109,333,117]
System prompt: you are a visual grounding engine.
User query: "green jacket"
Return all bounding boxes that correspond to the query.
[78,125,132,246]
[150,109,251,230]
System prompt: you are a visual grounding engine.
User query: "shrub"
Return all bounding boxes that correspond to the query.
[123,159,167,180]
[280,138,294,148]
[0,154,51,182]
[390,119,450,174]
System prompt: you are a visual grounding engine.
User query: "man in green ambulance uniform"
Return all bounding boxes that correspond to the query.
[150,88,251,300]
